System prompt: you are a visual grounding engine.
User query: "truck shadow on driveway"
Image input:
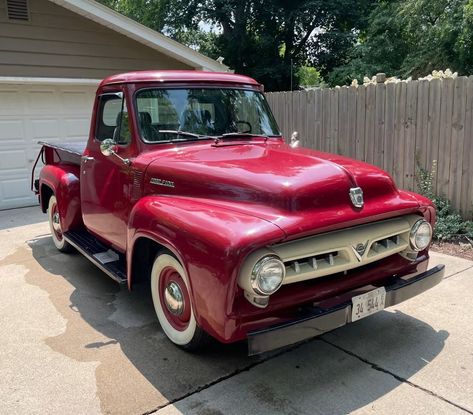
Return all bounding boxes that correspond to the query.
[27,236,449,415]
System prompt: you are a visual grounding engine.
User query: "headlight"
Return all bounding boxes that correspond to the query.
[409,219,432,251]
[251,255,285,295]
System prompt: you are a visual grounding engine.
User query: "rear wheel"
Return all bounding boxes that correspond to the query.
[150,252,209,350]
[47,195,73,253]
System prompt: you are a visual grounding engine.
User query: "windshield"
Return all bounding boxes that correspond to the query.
[135,88,281,142]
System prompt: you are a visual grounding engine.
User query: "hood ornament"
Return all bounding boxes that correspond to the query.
[349,187,364,208]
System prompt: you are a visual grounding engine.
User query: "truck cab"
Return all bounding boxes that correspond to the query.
[33,70,445,355]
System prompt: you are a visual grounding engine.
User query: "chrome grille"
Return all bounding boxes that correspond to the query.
[269,215,419,285]
[368,235,401,257]
[285,251,350,280]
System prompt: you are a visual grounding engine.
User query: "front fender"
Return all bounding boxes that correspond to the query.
[39,163,82,232]
[398,190,436,224]
[127,195,285,342]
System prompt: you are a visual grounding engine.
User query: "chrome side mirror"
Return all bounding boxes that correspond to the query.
[100,138,117,157]
[100,138,131,165]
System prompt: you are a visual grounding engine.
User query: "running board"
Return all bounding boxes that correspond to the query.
[64,230,127,285]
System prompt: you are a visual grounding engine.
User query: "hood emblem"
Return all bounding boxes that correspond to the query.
[349,187,364,208]
[352,241,369,261]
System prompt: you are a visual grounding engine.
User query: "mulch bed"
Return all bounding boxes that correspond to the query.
[431,240,473,261]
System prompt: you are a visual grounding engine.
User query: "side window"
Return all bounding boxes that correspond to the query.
[96,93,131,145]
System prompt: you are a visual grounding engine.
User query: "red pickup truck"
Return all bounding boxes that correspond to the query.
[32,70,444,355]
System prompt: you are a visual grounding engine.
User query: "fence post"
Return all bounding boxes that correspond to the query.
[376,73,386,83]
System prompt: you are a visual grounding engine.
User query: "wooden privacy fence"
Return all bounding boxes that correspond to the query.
[266,76,473,218]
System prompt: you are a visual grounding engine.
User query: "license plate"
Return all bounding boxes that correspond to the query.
[351,287,386,322]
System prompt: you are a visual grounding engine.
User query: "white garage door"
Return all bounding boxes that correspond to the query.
[0,81,97,210]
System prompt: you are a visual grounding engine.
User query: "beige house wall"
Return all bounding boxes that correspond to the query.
[0,0,193,79]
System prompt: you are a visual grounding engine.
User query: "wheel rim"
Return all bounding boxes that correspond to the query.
[51,202,63,241]
[158,266,191,331]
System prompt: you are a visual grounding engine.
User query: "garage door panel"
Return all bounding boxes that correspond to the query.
[64,118,91,138]
[0,150,28,171]
[0,177,33,203]
[0,119,25,141]
[61,89,95,112]
[0,82,94,210]
[30,119,61,140]
[0,90,24,115]
[26,90,60,114]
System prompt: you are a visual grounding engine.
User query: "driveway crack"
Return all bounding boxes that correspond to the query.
[320,338,473,414]
[141,338,320,415]
[443,264,473,281]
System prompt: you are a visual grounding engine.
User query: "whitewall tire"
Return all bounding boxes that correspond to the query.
[150,252,209,349]
[47,195,73,253]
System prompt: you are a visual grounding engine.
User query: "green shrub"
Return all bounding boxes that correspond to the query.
[416,160,473,242]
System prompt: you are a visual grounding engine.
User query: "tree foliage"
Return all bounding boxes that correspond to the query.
[177,1,375,90]
[99,0,473,89]
[297,66,326,88]
[328,0,473,85]
[99,0,374,91]
[99,0,169,31]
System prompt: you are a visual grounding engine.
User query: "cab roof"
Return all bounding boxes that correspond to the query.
[100,70,260,87]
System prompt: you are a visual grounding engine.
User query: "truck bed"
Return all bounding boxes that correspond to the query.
[32,141,86,195]
[38,140,86,167]
[38,141,86,157]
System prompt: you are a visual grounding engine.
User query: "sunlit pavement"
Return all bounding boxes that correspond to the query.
[1,207,472,415]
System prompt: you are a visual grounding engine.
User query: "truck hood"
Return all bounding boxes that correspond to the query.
[143,141,421,238]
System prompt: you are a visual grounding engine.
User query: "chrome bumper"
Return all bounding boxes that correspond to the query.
[247,264,445,355]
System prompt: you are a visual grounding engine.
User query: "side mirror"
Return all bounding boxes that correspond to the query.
[100,138,117,157]
[100,138,131,165]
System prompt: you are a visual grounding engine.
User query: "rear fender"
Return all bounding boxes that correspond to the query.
[39,164,82,232]
[127,196,285,341]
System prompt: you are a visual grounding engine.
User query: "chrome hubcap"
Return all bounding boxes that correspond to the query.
[52,212,61,232]
[164,281,184,315]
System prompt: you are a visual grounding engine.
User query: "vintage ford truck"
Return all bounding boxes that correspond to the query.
[32,70,445,355]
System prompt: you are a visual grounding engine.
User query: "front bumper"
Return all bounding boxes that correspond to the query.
[247,264,445,355]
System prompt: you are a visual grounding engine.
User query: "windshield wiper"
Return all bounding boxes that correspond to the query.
[158,130,211,141]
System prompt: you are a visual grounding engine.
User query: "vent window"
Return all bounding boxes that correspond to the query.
[6,0,29,21]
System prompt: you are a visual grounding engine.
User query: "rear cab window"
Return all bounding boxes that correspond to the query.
[96,92,131,145]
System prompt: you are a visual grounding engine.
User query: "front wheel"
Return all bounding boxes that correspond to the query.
[150,252,209,350]
[47,195,73,253]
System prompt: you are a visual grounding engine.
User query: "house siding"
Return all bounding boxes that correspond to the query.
[0,0,192,79]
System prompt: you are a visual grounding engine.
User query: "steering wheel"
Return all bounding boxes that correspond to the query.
[235,120,252,133]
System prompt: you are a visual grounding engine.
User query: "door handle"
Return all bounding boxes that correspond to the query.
[81,156,94,162]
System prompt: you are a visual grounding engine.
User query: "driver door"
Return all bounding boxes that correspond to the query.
[80,91,134,252]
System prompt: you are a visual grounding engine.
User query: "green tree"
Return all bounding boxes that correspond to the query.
[329,0,472,85]
[99,0,169,31]
[456,0,473,73]
[99,0,374,91]
[172,0,376,90]
[297,66,326,88]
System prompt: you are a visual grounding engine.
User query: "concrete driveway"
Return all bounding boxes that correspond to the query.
[1,207,472,415]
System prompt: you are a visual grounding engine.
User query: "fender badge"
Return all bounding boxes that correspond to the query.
[349,187,364,208]
[150,178,175,188]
